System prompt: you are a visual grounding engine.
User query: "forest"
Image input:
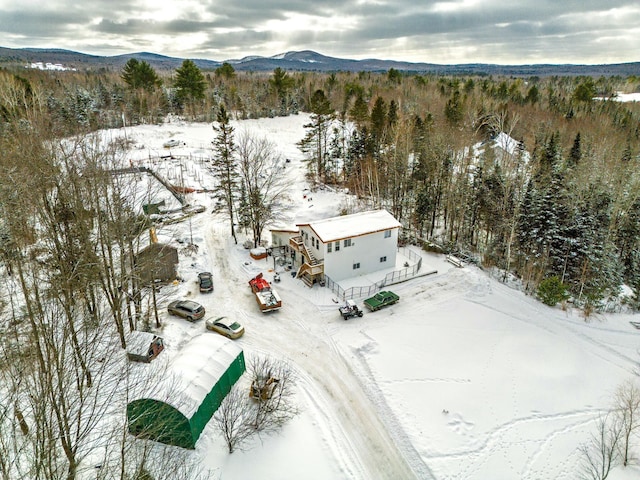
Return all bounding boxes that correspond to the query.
[2,60,640,310]
[0,56,640,478]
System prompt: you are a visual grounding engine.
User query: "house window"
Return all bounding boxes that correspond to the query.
[384,230,391,238]
[380,256,387,262]
[344,238,352,248]
[328,242,332,253]
[335,241,340,252]
[316,241,319,250]
[311,237,315,247]
[353,262,360,270]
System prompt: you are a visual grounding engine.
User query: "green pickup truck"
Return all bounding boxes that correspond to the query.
[363,291,399,311]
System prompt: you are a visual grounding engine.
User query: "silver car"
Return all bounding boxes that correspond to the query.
[167,300,205,321]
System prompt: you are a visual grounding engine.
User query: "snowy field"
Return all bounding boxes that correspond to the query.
[104,113,640,479]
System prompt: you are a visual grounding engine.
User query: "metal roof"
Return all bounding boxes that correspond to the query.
[129,334,243,419]
[296,209,401,243]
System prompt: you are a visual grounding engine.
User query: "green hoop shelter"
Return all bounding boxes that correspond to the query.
[127,334,245,449]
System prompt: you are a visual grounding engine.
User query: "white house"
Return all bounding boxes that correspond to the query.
[286,210,402,285]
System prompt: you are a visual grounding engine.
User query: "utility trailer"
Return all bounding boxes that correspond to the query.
[249,273,282,312]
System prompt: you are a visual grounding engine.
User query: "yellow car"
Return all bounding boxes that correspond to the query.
[206,316,245,339]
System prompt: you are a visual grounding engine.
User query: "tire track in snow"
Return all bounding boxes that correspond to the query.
[341,336,436,480]
[207,223,419,479]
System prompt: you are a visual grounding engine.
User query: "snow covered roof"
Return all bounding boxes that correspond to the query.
[130,334,243,419]
[126,331,158,355]
[493,132,522,156]
[297,209,401,243]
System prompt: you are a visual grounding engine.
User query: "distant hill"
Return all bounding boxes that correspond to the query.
[1,46,639,76]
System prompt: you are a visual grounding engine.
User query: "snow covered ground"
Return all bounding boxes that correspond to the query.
[106,114,640,479]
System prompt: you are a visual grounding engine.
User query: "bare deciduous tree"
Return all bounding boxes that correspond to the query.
[212,385,255,453]
[246,354,298,434]
[614,379,640,467]
[579,411,623,480]
[211,354,298,454]
[236,131,290,247]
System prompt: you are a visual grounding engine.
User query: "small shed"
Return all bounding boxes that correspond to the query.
[135,242,179,285]
[126,334,245,449]
[126,331,164,363]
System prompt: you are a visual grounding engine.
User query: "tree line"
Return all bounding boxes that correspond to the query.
[1,59,639,308]
[0,57,639,477]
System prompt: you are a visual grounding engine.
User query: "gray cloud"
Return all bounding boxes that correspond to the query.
[0,0,638,64]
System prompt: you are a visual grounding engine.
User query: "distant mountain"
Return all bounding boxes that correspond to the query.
[1,46,639,76]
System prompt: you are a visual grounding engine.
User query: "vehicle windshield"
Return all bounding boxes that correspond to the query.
[229,322,242,330]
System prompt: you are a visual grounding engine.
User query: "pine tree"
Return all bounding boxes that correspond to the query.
[269,68,294,101]
[525,84,540,104]
[387,99,398,127]
[297,89,334,182]
[174,59,206,104]
[444,90,463,125]
[615,195,640,280]
[568,132,582,168]
[348,93,369,128]
[212,105,239,243]
[215,62,236,80]
[370,96,387,157]
[121,59,161,92]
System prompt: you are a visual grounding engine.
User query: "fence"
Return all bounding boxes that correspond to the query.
[326,247,436,301]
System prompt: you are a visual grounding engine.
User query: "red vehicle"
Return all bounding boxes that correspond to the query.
[249,273,282,312]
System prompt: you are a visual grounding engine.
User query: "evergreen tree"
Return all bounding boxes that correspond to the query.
[369,96,387,157]
[615,195,640,280]
[297,89,334,182]
[345,126,367,181]
[444,90,463,125]
[525,84,540,104]
[215,62,236,79]
[269,67,295,115]
[269,68,294,100]
[572,78,596,103]
[348,93,369,127]
[212,105,239,243]
[537,276,569,306]
[387,68,402,84]
[121,59,161,92]
[568,132,582,168]
[387,99,398,127]
[174,59,206,104]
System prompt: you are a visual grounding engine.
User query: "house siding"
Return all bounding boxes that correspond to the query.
[299,225,327,263]
[323,227,398,281]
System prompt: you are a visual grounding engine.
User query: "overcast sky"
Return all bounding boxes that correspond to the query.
[1,0,639,65]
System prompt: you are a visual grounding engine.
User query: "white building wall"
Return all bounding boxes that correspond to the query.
[271,230,296,248]
[323,228,398,281]
[299,226,326,263]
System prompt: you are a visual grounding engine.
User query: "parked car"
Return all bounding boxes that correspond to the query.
[167,300,205,321]
[206,316,245,339]
[363,291,399,311]
[198,272,214,293]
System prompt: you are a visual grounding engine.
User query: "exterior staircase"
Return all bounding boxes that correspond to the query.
[290,235,324,287]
